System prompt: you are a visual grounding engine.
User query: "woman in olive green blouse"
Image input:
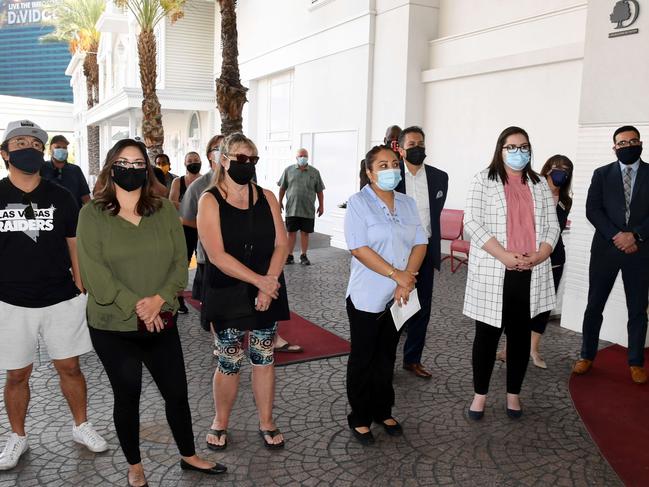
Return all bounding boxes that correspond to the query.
[77,139,226,487]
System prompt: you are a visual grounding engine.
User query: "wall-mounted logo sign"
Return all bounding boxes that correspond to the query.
[609,0,641,37]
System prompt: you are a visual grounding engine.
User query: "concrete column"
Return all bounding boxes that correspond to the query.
[369,0,440,145]
[561,0,649,348]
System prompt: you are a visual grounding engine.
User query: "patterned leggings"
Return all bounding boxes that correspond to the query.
[215,324,278,375]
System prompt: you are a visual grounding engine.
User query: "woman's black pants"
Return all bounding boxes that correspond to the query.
[472,270,532,395]
[89,325,196,465]
[346,297,402,428]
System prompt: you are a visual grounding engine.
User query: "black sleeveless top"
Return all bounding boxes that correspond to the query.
[204,184,289,331]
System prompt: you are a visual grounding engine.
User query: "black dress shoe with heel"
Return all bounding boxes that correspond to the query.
[468,409,484,421]
[180,459,227,475]
[506,408,523,419]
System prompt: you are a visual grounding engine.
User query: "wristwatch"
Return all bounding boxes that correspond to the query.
[633,232,643,243]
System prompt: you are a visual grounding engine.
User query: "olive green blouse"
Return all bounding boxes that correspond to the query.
[77,199,187,332]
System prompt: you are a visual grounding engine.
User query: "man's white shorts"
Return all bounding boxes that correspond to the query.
[0,294,92,370]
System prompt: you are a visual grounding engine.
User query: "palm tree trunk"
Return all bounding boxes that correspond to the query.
[217,0,247,136]
[83,49,101,176]
[138,30,164,157]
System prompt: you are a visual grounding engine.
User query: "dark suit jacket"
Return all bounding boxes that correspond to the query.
[395,162,449,269]
[586,159,649,258]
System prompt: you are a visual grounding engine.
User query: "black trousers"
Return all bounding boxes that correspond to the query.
[89,325,196,465]
[581,251,649,366]
[530,264,564,334]
[403,243,435,364]
[473,270,532,395]
[183,225,198,263]
[346,297,402,428]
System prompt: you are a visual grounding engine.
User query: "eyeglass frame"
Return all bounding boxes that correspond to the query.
[614,138,642,148]
[502,144,531,154]
[112,159,147,169]
[7,137,44,152]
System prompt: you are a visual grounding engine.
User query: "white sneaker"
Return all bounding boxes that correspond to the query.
[0,433,29,470]
[72,422,108,453]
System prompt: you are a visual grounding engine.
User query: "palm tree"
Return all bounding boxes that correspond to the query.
[115,0,187,156]
[42,0,105,176]
[217,0,247,136]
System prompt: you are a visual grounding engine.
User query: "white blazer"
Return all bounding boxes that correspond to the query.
[462,169,561,328]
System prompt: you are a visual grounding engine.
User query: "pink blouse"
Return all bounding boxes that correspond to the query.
[504,179,536,254]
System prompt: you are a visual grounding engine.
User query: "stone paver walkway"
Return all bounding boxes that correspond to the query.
[0,247,619,486]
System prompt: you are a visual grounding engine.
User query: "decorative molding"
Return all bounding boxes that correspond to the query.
[430,3,587,47]
[421,42,584,83]
[308,0,336,11]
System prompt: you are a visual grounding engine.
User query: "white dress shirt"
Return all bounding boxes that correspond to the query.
[405,164,431,238]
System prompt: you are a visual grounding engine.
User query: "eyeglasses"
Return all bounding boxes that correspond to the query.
[21,194,35,220]
[113,159,147,169]
[615,138,642,148]
[226,154,259,165]
[503,144,531,153]
[8,137,44,152]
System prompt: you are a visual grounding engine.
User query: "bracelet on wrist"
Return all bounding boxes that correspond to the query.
[387,267,396,279]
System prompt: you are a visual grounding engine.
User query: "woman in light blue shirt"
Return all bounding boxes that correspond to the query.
[344,145,428,445]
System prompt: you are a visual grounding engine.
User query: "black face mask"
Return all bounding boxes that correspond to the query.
[9,148,44,174]
[227,161,256,185]
[186,163,201,174]
[112,166,147,192]
[405,146,426,166]
[616,145,643,165]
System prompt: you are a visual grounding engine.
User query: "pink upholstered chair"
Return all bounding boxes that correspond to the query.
[440,209,469,273]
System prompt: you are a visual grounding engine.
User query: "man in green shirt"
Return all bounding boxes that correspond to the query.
[278,148,325,266]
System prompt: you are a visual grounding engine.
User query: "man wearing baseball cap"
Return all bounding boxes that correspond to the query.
[0,120,108,470]
[41,134,91,208]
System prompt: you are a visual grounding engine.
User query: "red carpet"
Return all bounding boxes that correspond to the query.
[181,291,350,366]
[569,345,649,487]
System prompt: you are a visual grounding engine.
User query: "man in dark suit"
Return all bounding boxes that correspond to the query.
[395,126,448,378]
[573,126,649,384]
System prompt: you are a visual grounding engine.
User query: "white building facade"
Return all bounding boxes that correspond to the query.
[68,0,648,348]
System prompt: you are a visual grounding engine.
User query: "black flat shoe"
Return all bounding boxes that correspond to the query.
[506,408,523,419]
[468,409,484,421]
[180,459,227,475]
[350,427,375,445]
[380,419,403,437]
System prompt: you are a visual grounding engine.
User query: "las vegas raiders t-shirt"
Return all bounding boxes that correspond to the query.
[0,177,80,308]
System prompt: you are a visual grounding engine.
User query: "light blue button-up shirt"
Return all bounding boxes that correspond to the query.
[344,185,428,313]
[619,159,640,197]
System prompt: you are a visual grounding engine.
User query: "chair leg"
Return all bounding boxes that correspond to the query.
[450,250,456,273]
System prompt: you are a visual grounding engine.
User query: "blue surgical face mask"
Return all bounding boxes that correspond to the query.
[375,168,401,191]
[504,150,530,171]
[549,169,568,187]
[297,156,308,167]
[52,148,68,161]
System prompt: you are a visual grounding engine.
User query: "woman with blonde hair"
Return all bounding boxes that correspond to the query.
[198,133,290,450]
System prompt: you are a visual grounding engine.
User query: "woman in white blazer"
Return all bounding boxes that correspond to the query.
[463,126,560,420]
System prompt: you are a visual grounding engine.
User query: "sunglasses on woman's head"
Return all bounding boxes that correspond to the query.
[227,154,259,165]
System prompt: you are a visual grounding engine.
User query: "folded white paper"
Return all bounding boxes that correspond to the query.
[390,289,421,331]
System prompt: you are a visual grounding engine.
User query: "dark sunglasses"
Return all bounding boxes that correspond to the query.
[21,194,35,220]
[227,154,260,165]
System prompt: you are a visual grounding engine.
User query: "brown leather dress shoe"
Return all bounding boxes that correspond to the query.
[630,366,648,384]
[572,359,593,375]
[403,363,432,379]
